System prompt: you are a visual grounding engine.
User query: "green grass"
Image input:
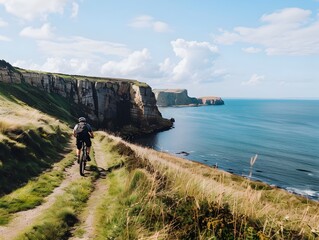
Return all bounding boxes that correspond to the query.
[95,169,129,239]
[16,153,99,240]
[0,126,70,195]
[92,135,180,239]
[0,151,75,225]
[0,82,82,126]
[17,178,94,240]
[0,81,76,195]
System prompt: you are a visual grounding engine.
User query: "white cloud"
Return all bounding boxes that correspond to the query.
[37,36,131,58]
[0,0,71,20]
[242,74,265,86]
[20,23,55,39]
[159,58,173,74]
[101,48,158,78]
[42,58,89,73]
[71,1,79,18]
[16,46,158,79]
[13,37,226,86]
[14,57,90,74]
[242,47,262,54]
[88,39,226,83]
[260,7,310,24]
[13,36,132,76]
[129,15,171,33]
[160,38,223,83]
[215,8,319,55]
[214,29,241,45]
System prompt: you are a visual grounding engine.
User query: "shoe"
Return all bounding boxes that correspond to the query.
[86,154,91,161]
[77,155,80,164]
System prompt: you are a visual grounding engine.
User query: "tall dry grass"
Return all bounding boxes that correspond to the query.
[105,132,319,239]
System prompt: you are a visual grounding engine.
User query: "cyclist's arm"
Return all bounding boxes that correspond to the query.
[73,124,78,137]
[89,131,94,138]
[87,124,94,138]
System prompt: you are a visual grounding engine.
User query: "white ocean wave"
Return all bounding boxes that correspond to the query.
[286,187,319,198]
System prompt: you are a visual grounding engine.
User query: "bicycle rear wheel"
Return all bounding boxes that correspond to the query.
[79,144,87,176]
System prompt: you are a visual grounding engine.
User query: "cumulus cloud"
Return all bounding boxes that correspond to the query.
[159,38,224,83]
[13,36,133,76]
[98,39,226,83]
[242,47,262,54]
[242,74,265,86]
[101,48,159,78]
[129,15,171,33]
[14,37,227,85]
[0,0,71,20]
[215,8,319,55]
[15,57,90,75]
[20,23,55,39]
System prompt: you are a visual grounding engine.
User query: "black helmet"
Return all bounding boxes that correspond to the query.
[78,117,86,122]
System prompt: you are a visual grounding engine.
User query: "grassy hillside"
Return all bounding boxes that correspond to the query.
[89,133,319,239]
[0,82,75,195]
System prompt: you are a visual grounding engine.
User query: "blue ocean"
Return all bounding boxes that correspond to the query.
[135,99,319,200]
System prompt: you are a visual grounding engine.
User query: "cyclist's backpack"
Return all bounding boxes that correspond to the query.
[76,122,88,139]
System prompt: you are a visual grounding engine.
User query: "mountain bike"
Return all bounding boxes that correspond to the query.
[79,140,87,176]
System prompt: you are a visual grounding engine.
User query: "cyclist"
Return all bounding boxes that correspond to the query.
[73,117,94,162]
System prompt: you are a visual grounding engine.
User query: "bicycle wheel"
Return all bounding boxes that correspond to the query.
[79,143,87,176]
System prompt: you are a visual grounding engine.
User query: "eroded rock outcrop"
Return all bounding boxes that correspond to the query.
[0,60,172,135]
[153,89,224,107]
[197,96,224,105]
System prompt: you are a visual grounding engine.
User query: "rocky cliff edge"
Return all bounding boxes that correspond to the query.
[0,60,172,136]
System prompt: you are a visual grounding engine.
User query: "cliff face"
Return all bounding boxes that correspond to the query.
[0,60,172,134]
[153,89,198,107]
[153,89,224,107]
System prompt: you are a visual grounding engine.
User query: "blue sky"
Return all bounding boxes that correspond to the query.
[0,0,319,99]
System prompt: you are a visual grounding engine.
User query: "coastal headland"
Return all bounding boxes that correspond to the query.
[153,88,224,107]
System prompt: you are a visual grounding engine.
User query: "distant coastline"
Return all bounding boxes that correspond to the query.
[153,88,224,107]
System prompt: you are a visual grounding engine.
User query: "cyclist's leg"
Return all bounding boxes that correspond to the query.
[76,138,82,163]
[85,138,92,161]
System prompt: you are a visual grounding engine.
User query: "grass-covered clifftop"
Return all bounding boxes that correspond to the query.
[92,133,319,239]
[0,82,74,195]
[16,66,150,87]
[0,79,319,239]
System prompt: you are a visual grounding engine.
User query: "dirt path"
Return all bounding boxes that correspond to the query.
[0,137,111,240]
[0,160,81,240]
[70,138,110,240]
